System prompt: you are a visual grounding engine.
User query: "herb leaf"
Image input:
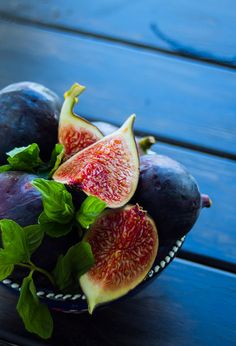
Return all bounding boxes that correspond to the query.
[53,241,94,291]
[0,164,12,173]
[24,225,44,255]
[0,220,30,263]
[76,196,106,229]
[48,144,64,178]
[16,274,53,339]
[5,143,43,172]
[32,179,74,224]
[38,212,73,238]
[0,251,14,280]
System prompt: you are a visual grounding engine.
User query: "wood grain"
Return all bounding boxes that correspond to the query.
[0,0,236,67]
[0,20,235,158]
[0,259,235,346]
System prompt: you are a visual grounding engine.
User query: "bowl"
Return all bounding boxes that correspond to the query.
[0,236,185,313]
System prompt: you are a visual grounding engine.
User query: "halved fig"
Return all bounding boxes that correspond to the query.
[93,120,156,155]
[53,115,139,208]
[58,83,103,160]
[79,204,158,313]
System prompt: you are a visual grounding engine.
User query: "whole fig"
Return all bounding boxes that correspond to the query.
[133,154,211,245]
[0,81,61,163]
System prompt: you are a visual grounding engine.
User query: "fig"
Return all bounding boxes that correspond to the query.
[93,120,156,155]
[0,172,78,276]
[0,82,60,163]
[59,83,103,160]
[80,204,158,313]
[133,154,211,245]
[0,171,42,227]
[54,115,139,208]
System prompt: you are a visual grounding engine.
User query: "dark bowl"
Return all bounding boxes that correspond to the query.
[0,236,185,314]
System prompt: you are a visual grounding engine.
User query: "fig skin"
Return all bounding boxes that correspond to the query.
[132,154,209,245]
[0,82,61,163]
[0,171,42,227]
[0,172,78,280]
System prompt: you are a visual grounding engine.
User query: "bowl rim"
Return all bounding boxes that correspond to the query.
[0,236,185,307]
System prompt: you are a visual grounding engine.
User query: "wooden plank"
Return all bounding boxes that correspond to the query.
[0,20,235,269]
[0,259,235,345]
[0,0,236,67]
[0,21,236,159]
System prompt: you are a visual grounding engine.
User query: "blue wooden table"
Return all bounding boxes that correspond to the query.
[0,1,235,345]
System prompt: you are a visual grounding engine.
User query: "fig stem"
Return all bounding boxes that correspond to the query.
[64,83,86,102]
[201,194,212,208]
[139,136,156,154]
[61,83,86,119]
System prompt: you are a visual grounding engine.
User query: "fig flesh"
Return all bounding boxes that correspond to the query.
[0,82,60,163]
[133,154,211,245]
[80,204,158,313]
[93,120,155,155]
[54,115,139,208]
[59,83,103,160]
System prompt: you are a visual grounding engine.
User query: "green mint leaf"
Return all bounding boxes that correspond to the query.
[39,212,73,238]
[0,220,30,263]
[0,164,12,173]
[76,196,106,229]
[0,251,14,280]
[6,143,43,172]
[32,179,74,224]
[24,225,44,255]
[48,144,64,178]
[53,241,94,291]
[16,274,53,339]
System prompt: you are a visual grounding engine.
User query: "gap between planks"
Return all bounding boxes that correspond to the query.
[0,11,235,72]
[86,116,236,162]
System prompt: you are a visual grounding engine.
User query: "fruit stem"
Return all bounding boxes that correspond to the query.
[201,194,212,208]
[29,261,56,286]
[16,263,32,270]
[139,136,156,154]
[64,83,86,101]
[61,83,86,119]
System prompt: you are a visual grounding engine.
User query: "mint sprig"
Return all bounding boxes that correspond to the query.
[32,179,75,237]
[0,218,96,339]
[0,143,64,178]
[32,179,74,223]
[53,241,94,291]
[17,273,53,339]
[48,143,64,178]
[33,178,106,237]
[0,219,54,338]
[76,196,106,229]
[2,144,43,173]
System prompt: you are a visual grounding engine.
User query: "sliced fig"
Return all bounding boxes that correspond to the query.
[93,120,156,155]
[53,115,139,208]
[79,204,158,313]
[59,83,103,160]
